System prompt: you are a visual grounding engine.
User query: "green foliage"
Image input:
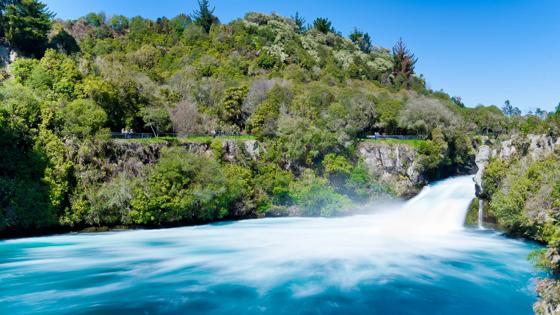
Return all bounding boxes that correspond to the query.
[392,38,417,88]
[140,106,171,136]
[481,159,507,198]
[289,169,348,216]
[484,157,560,243]
[312,17,334,34]
[193,0,219,33]
[220,86,248,130]
[0,81,42,129]
[62,99,107,138]
[254,162,293,205]
[349,28,372,53]
[2,6,558,237]
[291,12,306,34]
[84,174,133,226]
[10,58,39,83]
[375,97,403,133]
[3,0,53,56]
[248,85,287,138]
[130,148,235,225]
[0,108,55,233]
[278,116,339,166]
[323,153,352,185]
[417,128,449,177]
[211,139,223,161]
[109,15,129,32]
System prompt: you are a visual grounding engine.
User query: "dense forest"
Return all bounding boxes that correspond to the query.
[1,0,560,238]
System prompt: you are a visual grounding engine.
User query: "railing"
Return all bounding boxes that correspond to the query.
[365,134,426,140]
[110,132,244,139]
[111,132,426,141]
[111,132,171,139]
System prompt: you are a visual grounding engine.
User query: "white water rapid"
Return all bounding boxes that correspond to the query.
[0,176,540,315]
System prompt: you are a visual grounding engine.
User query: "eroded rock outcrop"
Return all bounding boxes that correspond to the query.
[474,134,560,197]
[357,142,424,197]
[473,134,560,314]
[67,139,262,181]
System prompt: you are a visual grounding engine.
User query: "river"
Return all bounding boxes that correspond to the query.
[0,176,541,314]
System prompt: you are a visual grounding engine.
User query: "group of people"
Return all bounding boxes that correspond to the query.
[120,128,135,139]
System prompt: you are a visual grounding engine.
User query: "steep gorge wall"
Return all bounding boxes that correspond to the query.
[474,134,560,196]
[473,134,560,315]
[357,142,425,197]
[68,139,262,182]
[87,139,428,199]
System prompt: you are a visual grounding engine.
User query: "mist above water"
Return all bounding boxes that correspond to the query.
[0,176,541,314]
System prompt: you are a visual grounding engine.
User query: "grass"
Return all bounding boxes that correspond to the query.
[115,135,256,144]
[361,138,427,149]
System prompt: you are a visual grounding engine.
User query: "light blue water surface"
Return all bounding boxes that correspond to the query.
[0,218,541,315]
[0,176,542,315]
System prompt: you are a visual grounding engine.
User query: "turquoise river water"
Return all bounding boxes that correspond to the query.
[0,176,541,314]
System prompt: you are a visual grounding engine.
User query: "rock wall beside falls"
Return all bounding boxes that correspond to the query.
[473,134,560,197]
[357,142,425,197]
[472,134,560,314]
[66,139,263,181]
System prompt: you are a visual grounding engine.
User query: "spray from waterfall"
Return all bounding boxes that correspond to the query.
[478,199,485,229]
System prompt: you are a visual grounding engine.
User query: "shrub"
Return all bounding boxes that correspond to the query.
[62,99,107,138]
[289,169,348,216]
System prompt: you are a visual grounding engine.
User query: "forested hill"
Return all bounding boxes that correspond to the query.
[1,0,560,237]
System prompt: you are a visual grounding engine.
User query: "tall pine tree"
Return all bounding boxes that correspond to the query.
[349,28,372,53]
[392,38,417,87]
[192,0,218,33]
[4,0,53,56]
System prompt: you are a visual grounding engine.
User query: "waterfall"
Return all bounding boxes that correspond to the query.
[386,175,476,233]
[3,175,541,315]
[478,199,484,229]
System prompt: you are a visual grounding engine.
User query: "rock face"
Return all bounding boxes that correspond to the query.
[69,139,262,181]
[473,134,560,314]
[535,279,560,315]
[357,142,424,197]
[473,142,490,196]
[492,134,560,161]
[474,134,560,197]
[0,43,17,70]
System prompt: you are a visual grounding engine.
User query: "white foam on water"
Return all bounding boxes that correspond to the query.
[0,176,535,305]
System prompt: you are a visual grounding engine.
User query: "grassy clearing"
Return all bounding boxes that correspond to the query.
[361,138,426,148]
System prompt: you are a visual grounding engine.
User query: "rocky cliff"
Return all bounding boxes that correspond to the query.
[474,134,560,197]
[472,134,560,315]
[67,139,263,182]
[357,142,425,197]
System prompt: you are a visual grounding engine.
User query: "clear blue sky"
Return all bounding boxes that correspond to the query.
[44,0,560,112]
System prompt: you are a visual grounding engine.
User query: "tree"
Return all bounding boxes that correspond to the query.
[84,12,105,27]
[220,86,248,130]
[312,17,333,34]
[291,12,306,34]
[0,0,11,38]
[349,28,372,53]
[535,107,547,120]
[398,96,460,134]
[170,100,215,135]
[48,23,80,54]
[62,99,107,138]
[192,0,218,33]
[141,106,171,137]
[502,100,513,116]
[109,15,129,32]
[4,0,53,56]
[392,38,417,87]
